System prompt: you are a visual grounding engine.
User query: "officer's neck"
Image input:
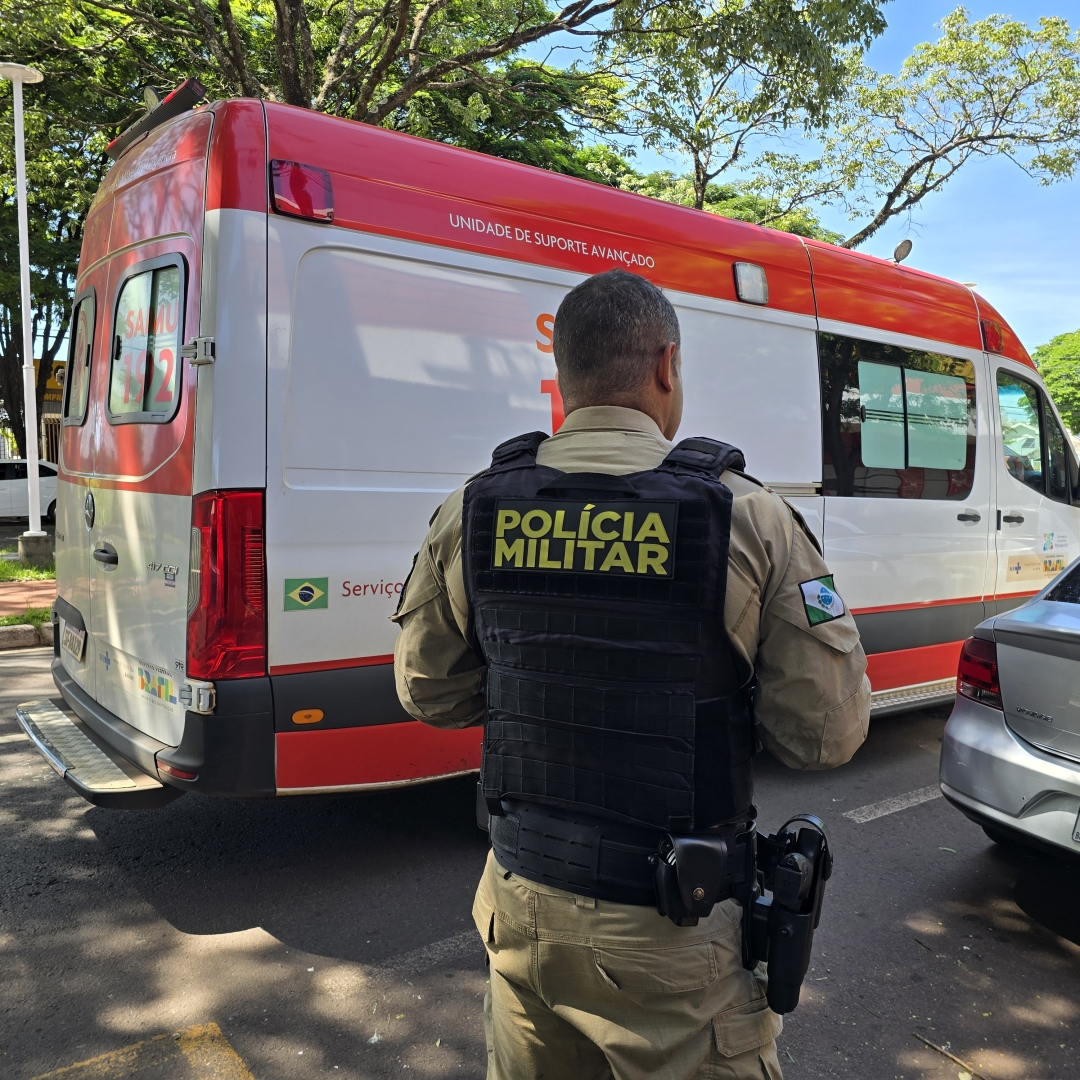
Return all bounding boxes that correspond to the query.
[564,396,679,441]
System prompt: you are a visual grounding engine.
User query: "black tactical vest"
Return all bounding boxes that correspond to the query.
[461,432,756,867]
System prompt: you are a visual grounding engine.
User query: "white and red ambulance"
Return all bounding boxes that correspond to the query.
[19,82,1080,807]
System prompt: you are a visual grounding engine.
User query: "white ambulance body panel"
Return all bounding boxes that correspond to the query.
[266,224,823,670]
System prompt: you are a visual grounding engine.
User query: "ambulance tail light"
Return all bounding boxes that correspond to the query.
[957,636,1001,710]
[270,160,334,222]
[980,319,1004,354]
[187,490,266,681]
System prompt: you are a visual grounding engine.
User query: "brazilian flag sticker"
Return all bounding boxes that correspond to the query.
[799,575,845,626]
[285,578,328,611]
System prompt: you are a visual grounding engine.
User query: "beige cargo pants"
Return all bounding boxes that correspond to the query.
[472,850,783,1080]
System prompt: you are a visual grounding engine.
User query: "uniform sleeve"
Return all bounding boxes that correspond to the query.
[723,485,869,771]
[391,491,485,729]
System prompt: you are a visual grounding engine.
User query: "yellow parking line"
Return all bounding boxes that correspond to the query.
[30,1022,255,1080]
[176,1023,255,1080]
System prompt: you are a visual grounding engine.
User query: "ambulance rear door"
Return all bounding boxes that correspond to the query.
[55,283,101,700]
[991,359,1080,607]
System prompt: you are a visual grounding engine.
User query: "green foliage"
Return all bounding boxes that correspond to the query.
[0,605,51,626]
[751,9,1080,247]
[603,0,887,208]
[617,170,842,241]
[1033,329,1080,434]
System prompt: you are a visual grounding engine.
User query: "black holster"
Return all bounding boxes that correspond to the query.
[737,815,833,1015]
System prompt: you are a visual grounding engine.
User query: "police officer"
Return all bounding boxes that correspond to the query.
[392,269,869,1080]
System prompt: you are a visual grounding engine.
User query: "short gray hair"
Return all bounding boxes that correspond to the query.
[552,270,680,405]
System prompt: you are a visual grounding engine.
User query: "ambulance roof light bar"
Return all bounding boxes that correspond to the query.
[106,77,206,161]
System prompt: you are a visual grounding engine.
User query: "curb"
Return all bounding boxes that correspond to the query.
[0,622,53,650]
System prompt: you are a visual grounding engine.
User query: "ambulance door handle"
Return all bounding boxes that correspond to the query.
[956,510,981,522]
[93,545,118,567]
[1002,513,1025,524]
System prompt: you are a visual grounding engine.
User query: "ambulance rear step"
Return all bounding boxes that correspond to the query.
[870,678,956,717]
[16,700,183,808]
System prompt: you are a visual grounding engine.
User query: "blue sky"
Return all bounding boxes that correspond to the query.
[535,2,1080,352]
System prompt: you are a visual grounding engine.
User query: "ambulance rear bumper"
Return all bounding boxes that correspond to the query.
[52,657,276,799]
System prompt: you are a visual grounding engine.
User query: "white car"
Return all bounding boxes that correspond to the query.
[0,459,58,521]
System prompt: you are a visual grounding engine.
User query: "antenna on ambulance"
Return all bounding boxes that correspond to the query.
[892,239,913,265]
[106,77,206,161]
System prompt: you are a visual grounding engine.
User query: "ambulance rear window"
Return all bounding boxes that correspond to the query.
[108,260,183,423]
[819,333,977,500]
[63,292,95,425]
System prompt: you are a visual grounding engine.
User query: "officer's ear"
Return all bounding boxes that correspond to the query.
[656,342,679,393]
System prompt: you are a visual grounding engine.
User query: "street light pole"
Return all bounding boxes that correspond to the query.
[0,63,46,551]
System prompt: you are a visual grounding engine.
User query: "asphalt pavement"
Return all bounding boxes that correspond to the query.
[2,647,1078,1080]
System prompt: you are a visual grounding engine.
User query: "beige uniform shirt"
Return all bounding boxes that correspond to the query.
[392,406,870,770]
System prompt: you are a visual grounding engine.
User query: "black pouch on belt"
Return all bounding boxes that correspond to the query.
[650,833,729,927]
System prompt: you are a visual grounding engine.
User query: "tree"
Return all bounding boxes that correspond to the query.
[1034,329,1080,434]
[0,3,133,456]
[752,10,1080,248]
[616,169,842,241]
[602,0,887,209]
[69,0,625,125]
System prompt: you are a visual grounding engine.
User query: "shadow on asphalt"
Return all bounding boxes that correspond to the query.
[83,773,490,965]
[1012,851,1080,947]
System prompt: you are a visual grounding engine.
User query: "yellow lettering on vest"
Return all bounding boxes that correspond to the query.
[553,510,575,539]
[495,538,524,567]
[538,539,561,569]
[637,543,669,575]
[577,539,604,570]
[526,538,537,567]
[577,506,593,539]
[591,510,620,540]
[634,513,670,543]
[600,542,635,573]
[496,509,521,537]
[563,539,575,568]
[622,512,634,541]
[521,509,552,537]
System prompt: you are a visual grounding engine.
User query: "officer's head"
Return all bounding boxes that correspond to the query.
[553,269,682,439]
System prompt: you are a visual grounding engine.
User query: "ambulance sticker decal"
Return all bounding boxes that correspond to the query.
[285,578,329,610]
[491,499,677,576]
[799,576,845,626]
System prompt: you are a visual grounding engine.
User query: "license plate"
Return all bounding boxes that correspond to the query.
[60,619,86,662]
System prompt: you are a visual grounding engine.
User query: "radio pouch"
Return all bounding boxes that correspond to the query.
[650,833,729,926]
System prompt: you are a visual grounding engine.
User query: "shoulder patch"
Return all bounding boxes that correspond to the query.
[799,575,845,626]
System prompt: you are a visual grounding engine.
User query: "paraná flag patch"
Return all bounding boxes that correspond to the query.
[799,575,845,626]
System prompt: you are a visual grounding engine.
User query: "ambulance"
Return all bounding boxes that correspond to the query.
[18,80,1080,808]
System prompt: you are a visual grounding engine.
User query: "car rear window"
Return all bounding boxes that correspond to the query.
[1046,565,1080,604]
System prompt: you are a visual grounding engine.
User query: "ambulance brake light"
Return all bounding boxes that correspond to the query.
[957,636,1001,710]
[270,160,334,222]
[187,490,267,680]
[980,319,1004,354]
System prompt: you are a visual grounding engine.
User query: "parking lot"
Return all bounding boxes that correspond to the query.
[2,645,1078,1080]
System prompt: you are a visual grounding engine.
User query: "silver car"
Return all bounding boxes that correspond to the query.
[941,561,1080,860]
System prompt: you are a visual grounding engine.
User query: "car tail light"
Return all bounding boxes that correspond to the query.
[957,636,1001,709]
[980,319,1004,354]
[187,490,266,680]
[270,160,334,222]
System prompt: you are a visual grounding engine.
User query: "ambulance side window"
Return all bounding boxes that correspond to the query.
[819,333,977,499]
[108,258,184,423]
[1043,398,1069,504]
[62,291,95,425]
[996,373,1044,495]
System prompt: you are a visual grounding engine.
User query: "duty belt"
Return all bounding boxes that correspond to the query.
[488,801,754,907]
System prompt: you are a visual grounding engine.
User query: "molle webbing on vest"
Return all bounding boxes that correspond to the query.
[462,431,753,838]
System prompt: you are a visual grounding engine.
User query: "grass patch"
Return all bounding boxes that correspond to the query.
[0,606,51,628]
[0,559,55,581]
